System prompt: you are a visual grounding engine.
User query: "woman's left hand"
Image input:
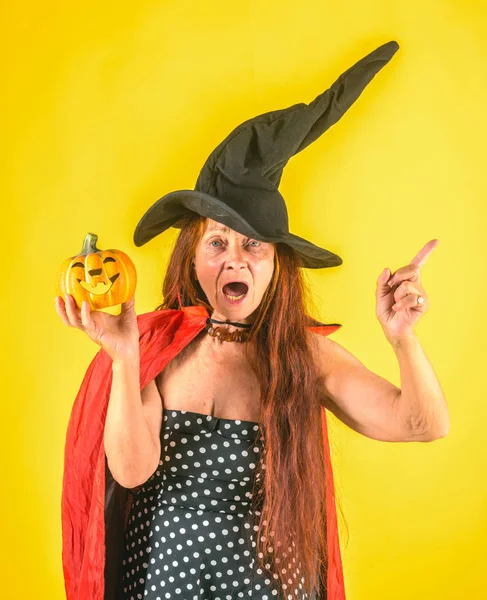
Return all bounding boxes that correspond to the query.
[376,239,440,343]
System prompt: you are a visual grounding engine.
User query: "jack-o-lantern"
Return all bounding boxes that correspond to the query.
[56,233,137,310]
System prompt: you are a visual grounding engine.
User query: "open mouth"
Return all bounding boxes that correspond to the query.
[221,281,249,303]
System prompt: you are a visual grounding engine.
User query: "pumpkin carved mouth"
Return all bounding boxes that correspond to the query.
[77,273,120,295]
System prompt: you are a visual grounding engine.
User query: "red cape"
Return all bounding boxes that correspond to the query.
[61,304,346,599]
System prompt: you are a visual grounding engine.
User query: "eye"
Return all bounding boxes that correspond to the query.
[208,238,261,248]
[103,257,116,263]
[71,262,85,268]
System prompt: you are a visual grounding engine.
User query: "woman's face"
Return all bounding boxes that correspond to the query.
[193,219,275,324]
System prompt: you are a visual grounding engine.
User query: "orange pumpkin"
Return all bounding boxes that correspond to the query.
[56,233,137,310]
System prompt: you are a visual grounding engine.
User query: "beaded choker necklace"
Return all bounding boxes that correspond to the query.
[204,317,252,343]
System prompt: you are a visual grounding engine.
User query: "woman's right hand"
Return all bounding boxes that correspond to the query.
[54,294,140,362]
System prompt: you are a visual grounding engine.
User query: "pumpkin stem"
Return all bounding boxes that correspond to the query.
[80,232,100,255]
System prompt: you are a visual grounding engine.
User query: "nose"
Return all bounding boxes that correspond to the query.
[224,245,249,268]
[88,268,103,277]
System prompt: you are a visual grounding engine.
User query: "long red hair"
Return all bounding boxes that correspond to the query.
[155,213,346,598]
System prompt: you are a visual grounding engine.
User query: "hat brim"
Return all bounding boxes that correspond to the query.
[133,190,342,269]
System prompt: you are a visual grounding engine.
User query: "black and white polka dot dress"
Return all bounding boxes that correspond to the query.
[121,408,311,599]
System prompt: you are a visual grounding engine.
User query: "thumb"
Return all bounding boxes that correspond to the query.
[121,296,135,312]
[377,268,392,292]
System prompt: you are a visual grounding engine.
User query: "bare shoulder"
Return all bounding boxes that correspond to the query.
[306,329,339,372]
[306,329,367,410]
[307,329,335,362]
[306,330,335,407]
[306,329,363,369]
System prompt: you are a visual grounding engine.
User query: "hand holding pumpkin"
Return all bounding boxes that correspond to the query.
[55,233,140,361]
[55,294,140,361]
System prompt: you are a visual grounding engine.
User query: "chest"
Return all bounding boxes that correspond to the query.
[156,332,262,423]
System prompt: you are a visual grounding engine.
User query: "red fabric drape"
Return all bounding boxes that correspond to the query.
[61,305,345,599]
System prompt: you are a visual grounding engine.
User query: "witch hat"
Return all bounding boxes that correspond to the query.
[133,40,400,269]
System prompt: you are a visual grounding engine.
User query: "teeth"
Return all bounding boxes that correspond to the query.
[223,291,246,301]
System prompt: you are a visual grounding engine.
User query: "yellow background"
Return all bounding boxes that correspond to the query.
[3,0,486,598]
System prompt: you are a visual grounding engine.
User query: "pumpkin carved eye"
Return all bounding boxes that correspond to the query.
[71,257,116,269]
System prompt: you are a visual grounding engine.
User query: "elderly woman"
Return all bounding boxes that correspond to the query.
[57,40,448,600]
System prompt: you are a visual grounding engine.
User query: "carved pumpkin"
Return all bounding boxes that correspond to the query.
[56,233,137,310]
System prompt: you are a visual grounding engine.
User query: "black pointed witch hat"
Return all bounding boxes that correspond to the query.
[133,40,400,268]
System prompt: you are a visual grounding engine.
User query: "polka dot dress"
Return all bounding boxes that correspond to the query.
[121,408,312,599]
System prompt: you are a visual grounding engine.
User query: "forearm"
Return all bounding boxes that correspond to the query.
[104,351,159,488]
[390,333,450,437]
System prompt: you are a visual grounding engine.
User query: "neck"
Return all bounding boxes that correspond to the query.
[208,317,252,328]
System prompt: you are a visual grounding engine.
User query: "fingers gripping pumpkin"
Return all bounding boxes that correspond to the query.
[56,233,137,310]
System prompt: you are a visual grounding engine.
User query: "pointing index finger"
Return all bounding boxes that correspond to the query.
[410,239,440,268]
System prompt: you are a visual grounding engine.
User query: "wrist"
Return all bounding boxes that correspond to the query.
[112,348,140,368]
[387,332,418,350]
